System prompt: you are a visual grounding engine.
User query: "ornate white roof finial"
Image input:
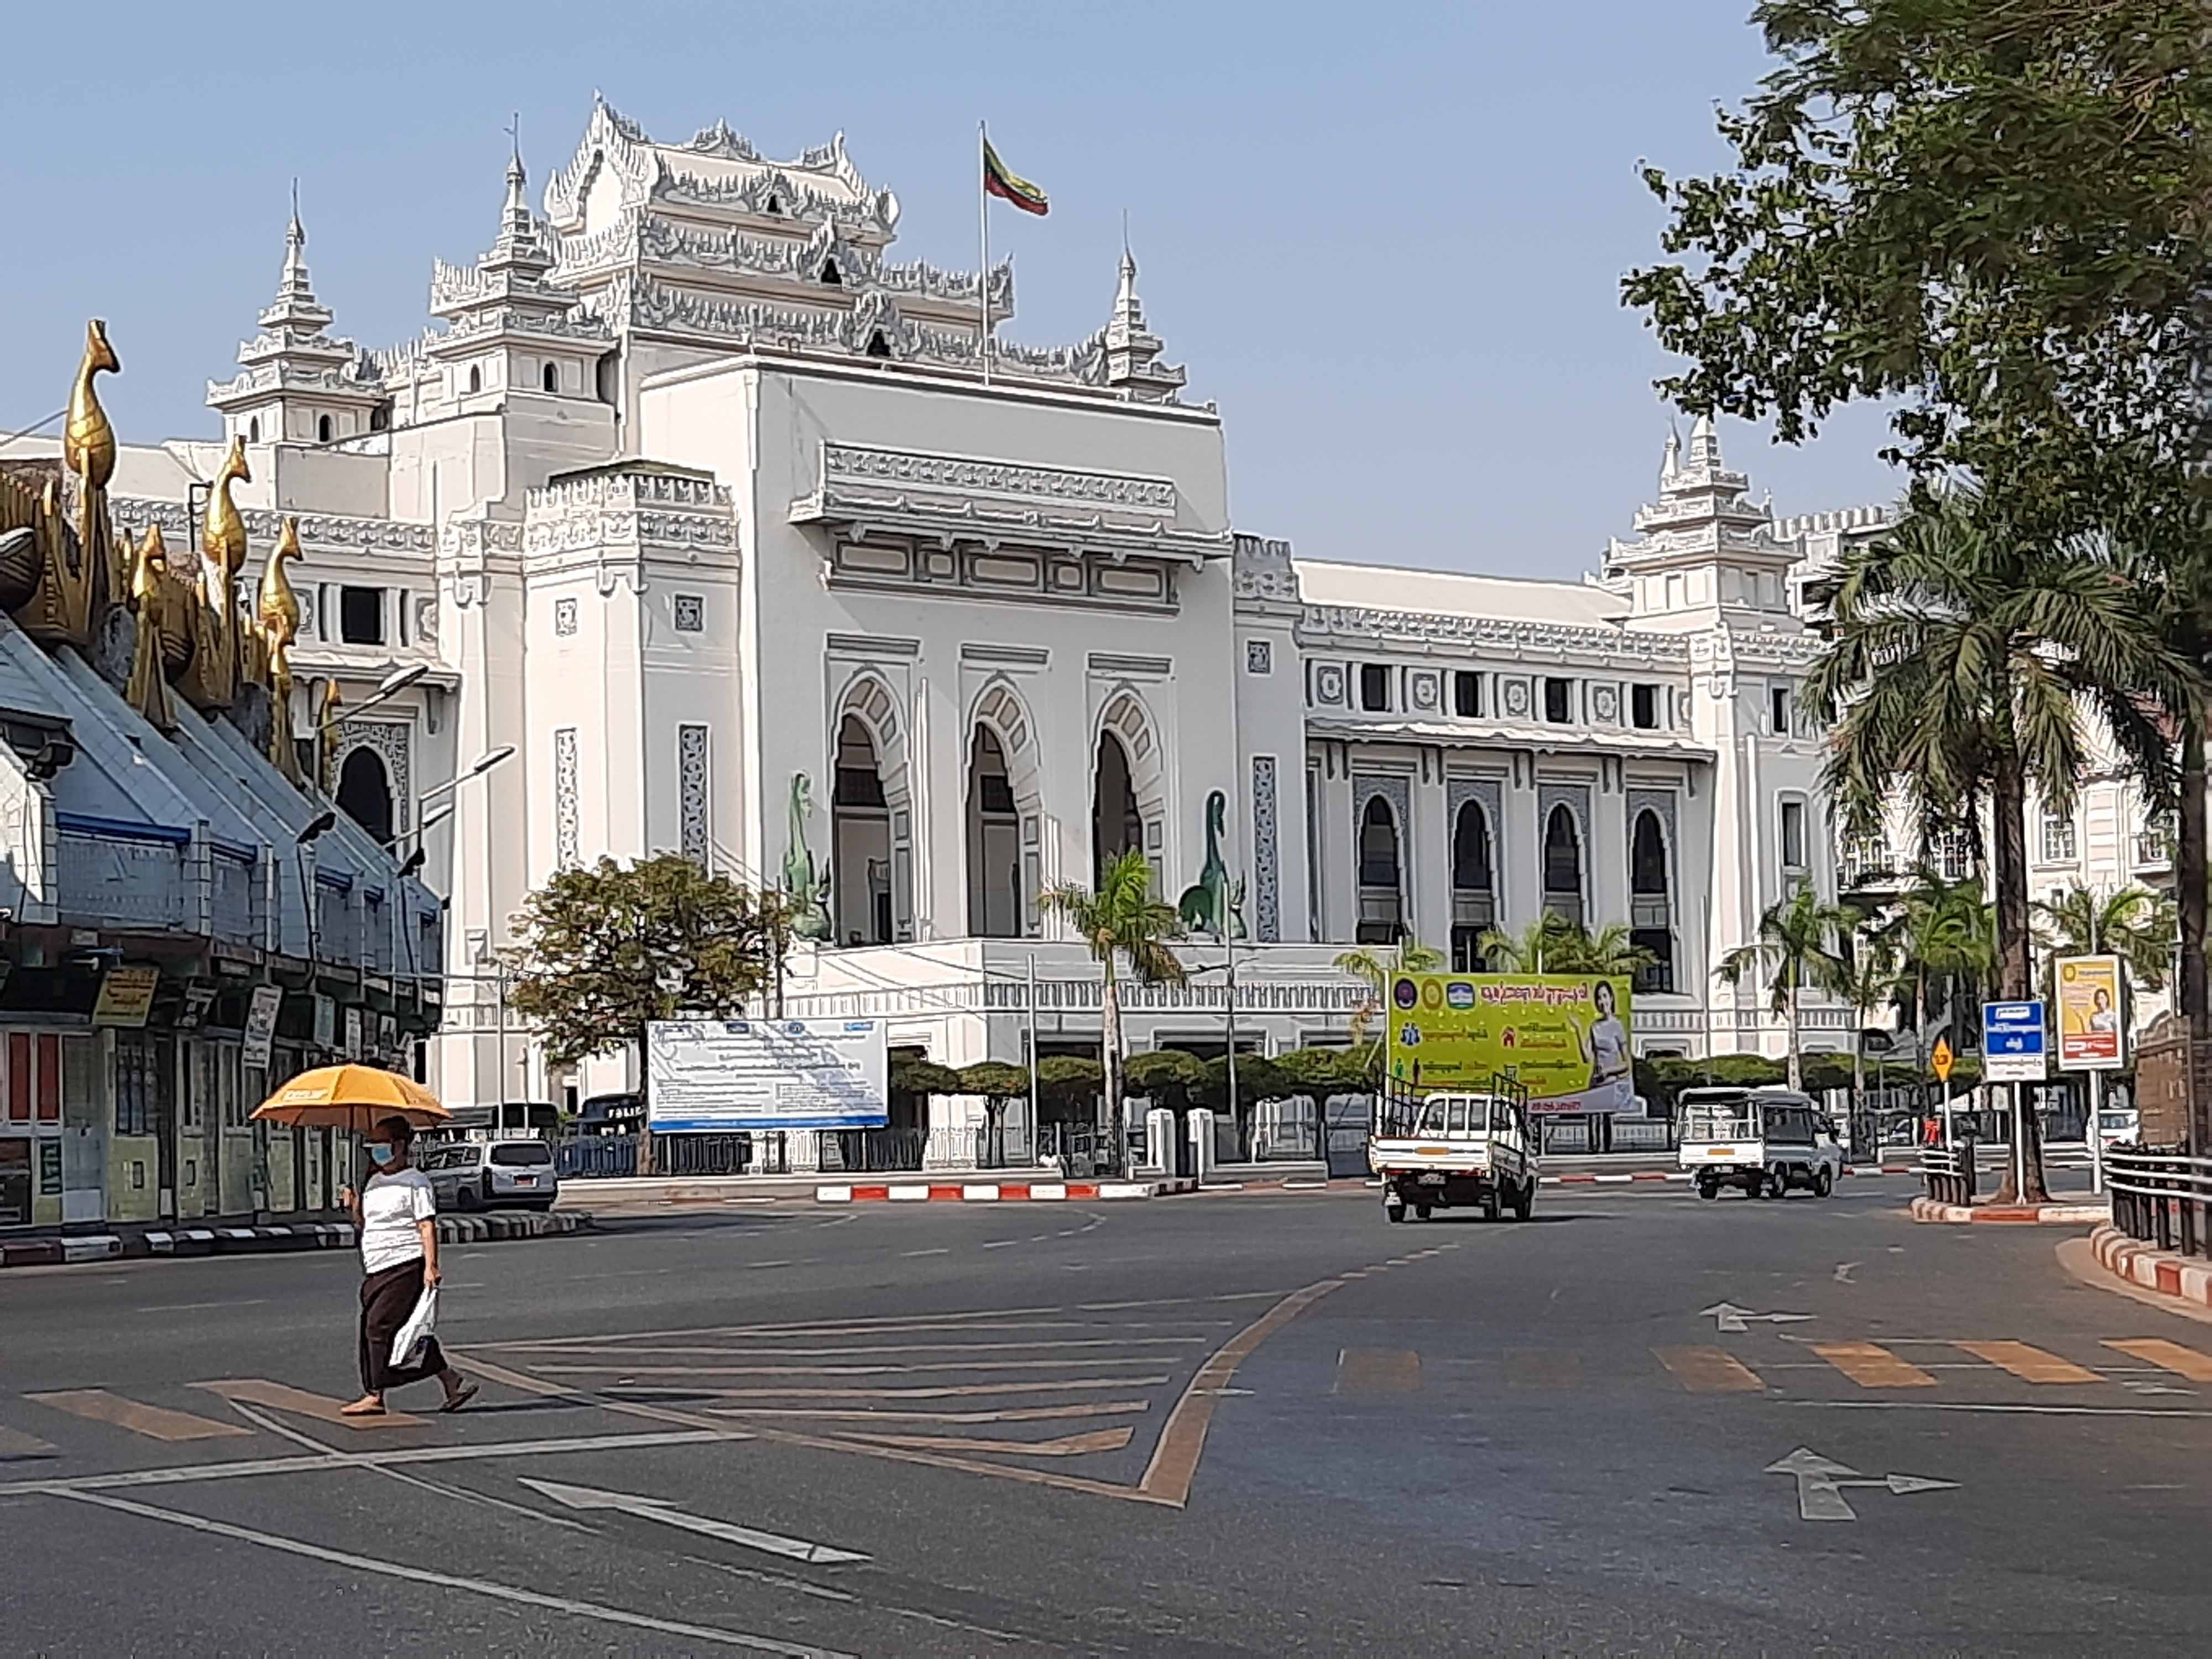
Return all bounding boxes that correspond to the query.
[275,179,319,309]
[1100,223,1185,404]
[1661,421,1682,479]
[1688,410,1722,468]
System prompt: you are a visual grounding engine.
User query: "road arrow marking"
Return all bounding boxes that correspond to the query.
[519,1478,870,1564]
[1765,1446,1957,1521]
[1700,1303,1815,1333]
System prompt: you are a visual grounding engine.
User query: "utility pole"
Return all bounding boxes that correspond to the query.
[1223,920,1238,1149]
[2088,902,2106,1197]
[1026,953,1040,1158]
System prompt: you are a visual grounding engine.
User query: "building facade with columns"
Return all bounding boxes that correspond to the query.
[8,100,2176,1139]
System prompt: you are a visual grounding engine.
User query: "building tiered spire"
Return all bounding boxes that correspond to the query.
[207,188,383,445]
[1602,410,1799,622]
[1099,240,1186,404]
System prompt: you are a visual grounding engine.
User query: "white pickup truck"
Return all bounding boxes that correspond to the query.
[1371,1092,1537,1223]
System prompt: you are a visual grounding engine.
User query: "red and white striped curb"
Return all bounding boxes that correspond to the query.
[2090,1224,2212,1308]
[814,1178,1196,1204]
[1909,1195,2108,1225]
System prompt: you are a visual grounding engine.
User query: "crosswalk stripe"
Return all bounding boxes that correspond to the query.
[705,1400,1147,1425]
[617,1376,1167,1402]
[1812,1342,1937,1388]
[2104,1338,2212,1381]
[1955,1342,2102,1384]
[192,1379,426,1430]
[0,1424,57,1457]
[838,1426,1135,1457]
[1654,1347,1763,1393]
[27,1390,253,1443]
[1334,1349,1422,1395]
[1504,1349,1583,1390]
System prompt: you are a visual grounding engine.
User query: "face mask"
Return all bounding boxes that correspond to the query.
[368,1144,398,1168]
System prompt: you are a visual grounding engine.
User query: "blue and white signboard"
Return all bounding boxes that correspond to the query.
[646,1018,890,1131]
[1981,1000,2048,1083]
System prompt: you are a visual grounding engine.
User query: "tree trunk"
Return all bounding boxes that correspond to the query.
[1102,960,1124,1177]
[1989,763,2048,1203]
[1786,963,1803,1093]
[634,1022,656,1177]
[2182,714,2209,1154]
[1851,1020,1867,1164]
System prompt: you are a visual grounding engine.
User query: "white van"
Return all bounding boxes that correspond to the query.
[1677,1087,1844,1201]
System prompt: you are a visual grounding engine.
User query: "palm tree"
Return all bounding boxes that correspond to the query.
[1040,850,1186,1175]
[1334,937,1444,1048]
[1819,929,1905,1158]
[1475,912,1584,974]
[1718,884,1848,1092]
[2033,885,2174,1002]
[1877,863,1997,1051]
[1807,487,2187,1200]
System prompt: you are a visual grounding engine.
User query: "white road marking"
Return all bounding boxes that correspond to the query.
[55,1488,842,1656]
[1833,1263,1859,1284]
[134,1298,269,1314]
[1790,1399,2212,1418]
[519,1478,870,1564]
[1767,1446,1957,1521]
[0,1427,749,1500]
[1700,1302,1814,1333]
[900,1249,950,1259]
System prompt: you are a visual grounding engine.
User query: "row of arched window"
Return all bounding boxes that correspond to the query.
[1357,797,1677,987]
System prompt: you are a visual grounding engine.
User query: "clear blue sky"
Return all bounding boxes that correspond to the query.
[0,1,1901,579]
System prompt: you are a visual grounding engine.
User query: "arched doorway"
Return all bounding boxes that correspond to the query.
[336,747,393,844]
[1450,800,1495,970]
[1542,805,1584,929]
[1630,809,1674,992]
[1092,732,1142,886]
[831,715,891,946]
[966,726,1022,937]
[1355,796,1404,944]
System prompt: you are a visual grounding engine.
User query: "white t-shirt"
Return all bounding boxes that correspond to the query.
[359,1167,436,1275]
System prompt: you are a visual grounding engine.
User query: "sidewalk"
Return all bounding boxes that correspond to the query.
[2083,1224,2212,1312]
[1908,1194,2109,1225]
[0,1209,593,1270]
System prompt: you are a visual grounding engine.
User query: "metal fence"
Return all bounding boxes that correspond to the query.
[1214,1114,1321,1165]
[2106,1150,2212,1259]
[974,1122,1037,1170]
[1921,1147,1977,1207]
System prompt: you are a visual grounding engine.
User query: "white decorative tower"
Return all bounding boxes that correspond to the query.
[1100,246,1187,403]
[1605,415,1799,631]
[207,197,387,447]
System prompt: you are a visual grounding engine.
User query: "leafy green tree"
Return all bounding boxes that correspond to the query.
[957,1061,1031,1164]
[1718,885,1849,1093]
[1808,493,2183,1198]
[1034,1056,1103,1123]
[1123,1048,1207,1112]
[1624,0,2212,1147]
[1876,864,1995,1046]
[508,852,791,1087]
[1041,851,1186,1173]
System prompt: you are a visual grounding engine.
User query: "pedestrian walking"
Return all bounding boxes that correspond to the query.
[340,1115,476,1417]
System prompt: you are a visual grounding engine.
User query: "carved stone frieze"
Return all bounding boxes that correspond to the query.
[822,444,1175,514]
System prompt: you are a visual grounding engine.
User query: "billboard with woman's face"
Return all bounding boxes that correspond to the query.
[2055,955,2125,1071]
[1386,973,1636,1113]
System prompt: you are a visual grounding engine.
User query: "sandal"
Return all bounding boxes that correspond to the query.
[339,1399,387,1417]
[440,1382,479,1415]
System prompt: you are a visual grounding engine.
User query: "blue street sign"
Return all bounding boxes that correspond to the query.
[1981,1000,2048,1082]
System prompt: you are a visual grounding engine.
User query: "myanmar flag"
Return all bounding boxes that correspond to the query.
[983,137,1049,216]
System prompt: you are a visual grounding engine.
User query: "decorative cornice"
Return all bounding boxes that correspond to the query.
[525,469,737,559]
[109,495,435,557]
[823,444,1176,514]
[1297,603,1688,663]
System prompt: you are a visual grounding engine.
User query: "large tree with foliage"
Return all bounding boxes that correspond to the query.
[2034,885,2175,1002]
[1624,0,2212,1143]
[1807,492,2181,1197]
[508,856,792,1170]
[1041,850,1186,1175]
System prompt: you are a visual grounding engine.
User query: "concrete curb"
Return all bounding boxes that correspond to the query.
[0,1211,593,1270]
[2088,1223,2212,1308]
[1909,1195,2108,1225]
[814,1178,1196,1204]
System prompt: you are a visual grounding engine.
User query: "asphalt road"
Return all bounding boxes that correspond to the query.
[2,1178,2207,1656]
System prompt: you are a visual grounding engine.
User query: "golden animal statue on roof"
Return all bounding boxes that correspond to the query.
[257,517,305,781]
[124,524,180,732]
[174,436,251,712]
[14,320,125,646]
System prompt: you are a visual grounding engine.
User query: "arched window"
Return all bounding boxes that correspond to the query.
[1091,733,1142,886]
[1450,800,1495,971]
[369,403,390,432]
[965,727,1021,938]
[1630,808,1675,993]
[467,364,482,395]
[541,362,559,393]
[764,194,782,215]
[1542,805,1584,930]
[336,747,394,846]
[317,414,333,444]
[1356,796,1404,945]
[248,417,260,444]
[865,330,891,359]
[831,716,891,946]
[821,259,842,286]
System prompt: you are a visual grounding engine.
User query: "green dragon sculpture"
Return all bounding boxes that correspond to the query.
[783,772,833,940]
[1178,789,1246,940]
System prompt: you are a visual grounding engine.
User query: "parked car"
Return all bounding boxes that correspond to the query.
[423,1139,560,1211]
[2098,1108,2141,1148]
[578,1092,646,1135]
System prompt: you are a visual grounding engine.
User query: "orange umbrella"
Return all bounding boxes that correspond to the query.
[251,1064,450,1131]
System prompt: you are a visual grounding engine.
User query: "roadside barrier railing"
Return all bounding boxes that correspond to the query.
[2106,1150,2212,1260]
[1920,1146,1976,1207]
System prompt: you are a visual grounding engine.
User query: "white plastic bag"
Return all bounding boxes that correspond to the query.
[390,1284,439,1370]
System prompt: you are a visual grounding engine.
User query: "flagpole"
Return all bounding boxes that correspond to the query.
[978,120,992,387]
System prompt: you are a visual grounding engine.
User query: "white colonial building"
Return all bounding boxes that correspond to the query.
[5,100,2173,1154]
